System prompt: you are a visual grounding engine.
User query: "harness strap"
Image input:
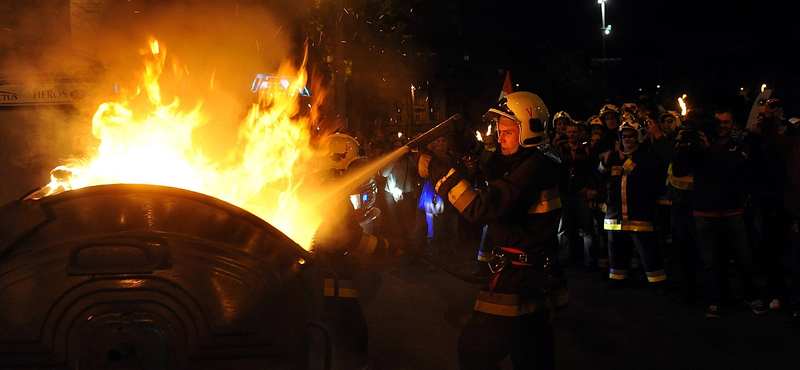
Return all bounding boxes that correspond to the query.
[498,247,534,265]
[488,247,551,296]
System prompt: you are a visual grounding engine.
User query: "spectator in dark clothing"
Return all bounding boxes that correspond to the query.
[743,110,790,311]
[588,127,610,279]
[380,138,420,251]
[555,121,597,271]
[422,136,460,272]
[758,99,800,328]
[673,111,767,318]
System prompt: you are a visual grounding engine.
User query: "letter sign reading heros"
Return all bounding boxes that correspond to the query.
[33,89,69,100]
[0,83,87,106]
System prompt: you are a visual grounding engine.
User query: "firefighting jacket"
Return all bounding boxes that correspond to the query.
[651,133,695,203]
[673,138,747,216]
[598,146,660,231]
[312,180,389,299]
[431,147,568,316]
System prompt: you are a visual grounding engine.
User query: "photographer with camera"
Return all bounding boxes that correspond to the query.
[742,103,792,314]
[759,98,800,329]
[673,110,767,319]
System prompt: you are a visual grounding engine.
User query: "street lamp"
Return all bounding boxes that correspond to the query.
[598,0,611,59]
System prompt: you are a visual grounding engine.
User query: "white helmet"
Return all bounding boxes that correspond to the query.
[617,113,645,143]
[553,111,572,124]
[621,102,639,115]
[483,91,550,148]
[317,133,361,172]
[599,104,620,117]
[588,115,603,127]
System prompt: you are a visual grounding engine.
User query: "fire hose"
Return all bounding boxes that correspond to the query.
[405,113,484,161]
[395,244,491,285]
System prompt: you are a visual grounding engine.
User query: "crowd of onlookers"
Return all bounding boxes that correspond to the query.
[343,97,800,328]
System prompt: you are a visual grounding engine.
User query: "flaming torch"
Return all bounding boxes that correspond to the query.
[678,94,688,117]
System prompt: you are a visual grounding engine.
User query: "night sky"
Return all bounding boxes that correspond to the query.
[1,0,798,122]
[448,0,800,119]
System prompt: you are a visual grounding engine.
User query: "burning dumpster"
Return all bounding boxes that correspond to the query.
[0,184,330,369]
[0,33,388,369]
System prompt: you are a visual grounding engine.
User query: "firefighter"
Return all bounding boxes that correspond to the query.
[650,110,702,302]
[648,111,702,300]
[311,133,390,370]
[621,102,639,117]
[418,91,567,370]
[600,103,622,132]
[588,114,605,139]
[599,114,668,294]
[552,110,572,142]
[595,104,622,156]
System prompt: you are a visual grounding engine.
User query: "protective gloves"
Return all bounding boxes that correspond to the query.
[417,150,452,184]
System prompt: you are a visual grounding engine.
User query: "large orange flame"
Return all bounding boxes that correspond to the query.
[44,38,323,249]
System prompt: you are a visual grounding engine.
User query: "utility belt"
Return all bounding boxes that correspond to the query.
[487,246,566,295]
[488,246,548,274]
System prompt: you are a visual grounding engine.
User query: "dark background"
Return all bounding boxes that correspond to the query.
[297,0,800,129]
[441,0,798,121]
[1,0,798,132]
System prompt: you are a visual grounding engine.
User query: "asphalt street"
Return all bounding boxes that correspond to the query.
[352,235,800,370]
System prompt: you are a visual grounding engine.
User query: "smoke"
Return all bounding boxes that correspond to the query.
[84,0,306,164]
[88,0,298,88]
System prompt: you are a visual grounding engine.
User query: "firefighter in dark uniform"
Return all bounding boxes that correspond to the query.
[599,114,668,293]
[649,111,702,302]
[311,133,390,370]
[418,92,568,370]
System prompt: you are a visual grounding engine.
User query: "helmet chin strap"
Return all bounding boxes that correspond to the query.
[501,146,519,156]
